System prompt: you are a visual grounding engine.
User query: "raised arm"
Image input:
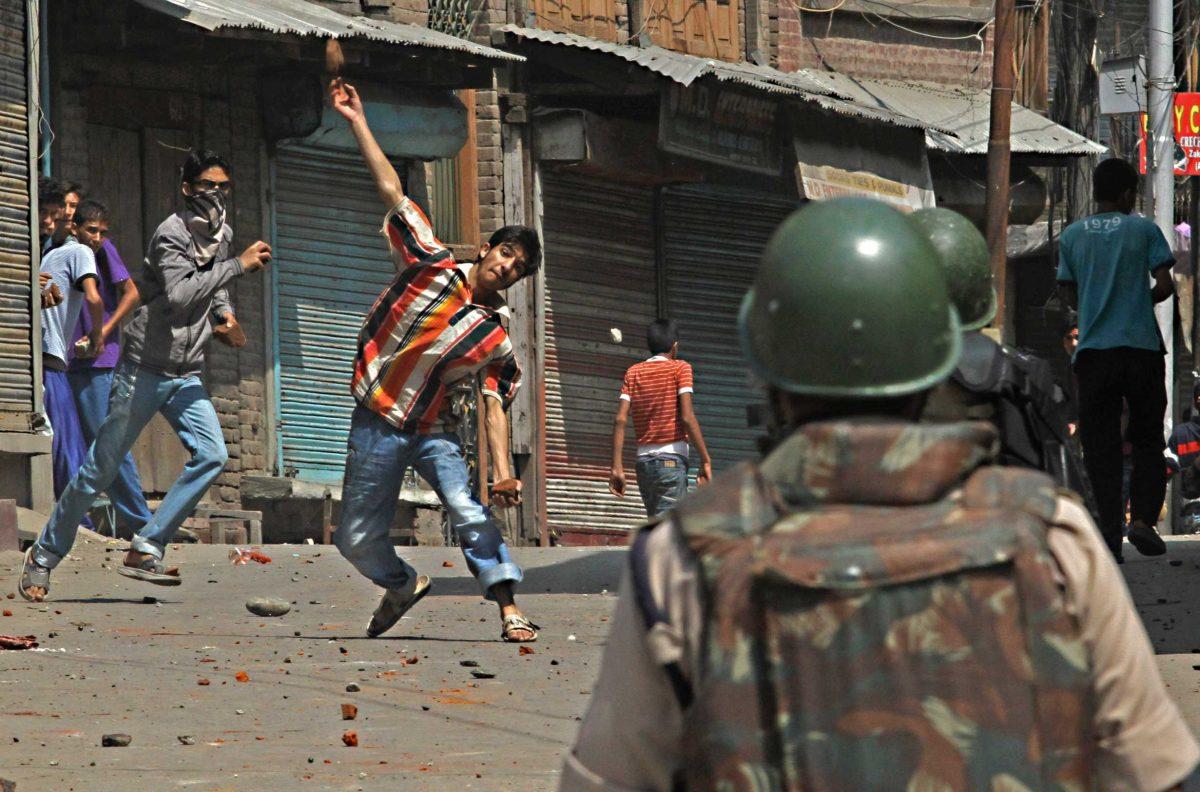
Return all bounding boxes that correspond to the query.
[331,81,405,212]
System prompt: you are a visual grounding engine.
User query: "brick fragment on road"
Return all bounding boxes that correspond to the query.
[0,635,37,650]
[341,730,358,747]
[341,704,358,721]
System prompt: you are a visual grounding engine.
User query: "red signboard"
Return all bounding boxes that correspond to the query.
[1138,93,1200,176]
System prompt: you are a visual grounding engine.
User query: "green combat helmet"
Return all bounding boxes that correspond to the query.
[909,206,997,331]
[738,197,961,398]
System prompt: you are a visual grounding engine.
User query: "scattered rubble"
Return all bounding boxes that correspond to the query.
[235,671,250,683]
[341,704,358,721]
[345,683,361,693]
[341,730,358,747]
[177,736,195,745]
[101,734,131,747]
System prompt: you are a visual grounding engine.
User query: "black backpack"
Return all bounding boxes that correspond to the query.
[954,332,1099,519]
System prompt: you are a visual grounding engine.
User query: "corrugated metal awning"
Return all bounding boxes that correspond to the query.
[133,0,523,62]
[500,25,928,130]
[799,72,1106,157]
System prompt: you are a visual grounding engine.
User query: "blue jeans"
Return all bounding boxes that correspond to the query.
[67,367,154,531]
[635,454,690,518]
[335,406,522,598]
[34,361,227,569]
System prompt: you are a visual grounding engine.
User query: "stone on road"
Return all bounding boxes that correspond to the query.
[244,597,290,617]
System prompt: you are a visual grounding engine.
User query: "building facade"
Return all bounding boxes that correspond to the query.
[10,0,1097,547]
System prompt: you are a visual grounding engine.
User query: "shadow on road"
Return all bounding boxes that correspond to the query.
[424,549,628,597]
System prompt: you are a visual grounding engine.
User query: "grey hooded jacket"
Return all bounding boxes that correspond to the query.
[122,211,243,377]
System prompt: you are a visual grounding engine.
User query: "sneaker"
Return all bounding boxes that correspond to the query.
[1127,520,1166,557]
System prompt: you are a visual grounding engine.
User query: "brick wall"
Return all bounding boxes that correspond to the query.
[206,74,269,505]
[781,11,993,88]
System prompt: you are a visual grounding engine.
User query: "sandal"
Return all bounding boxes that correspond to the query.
[367,575,432,638]
[116,555,182,586]
[501,613,539,643]
[18,547,50,602]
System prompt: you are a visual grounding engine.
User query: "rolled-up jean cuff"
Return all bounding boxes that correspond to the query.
[131,534,165,560]
[477,562,523,598]
[32,544,63,570]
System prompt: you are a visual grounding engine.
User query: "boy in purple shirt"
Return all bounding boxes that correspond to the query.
[66,200,153,533]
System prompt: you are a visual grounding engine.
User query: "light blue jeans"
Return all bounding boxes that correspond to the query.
[68,366,154,531]
[335,406,522,598]
[34,361,227,569]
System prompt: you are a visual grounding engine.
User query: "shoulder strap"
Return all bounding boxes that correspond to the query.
[629,522,695,710]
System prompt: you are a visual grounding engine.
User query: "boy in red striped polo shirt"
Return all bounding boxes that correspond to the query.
[610,320,713,517]
[330,81,540,643]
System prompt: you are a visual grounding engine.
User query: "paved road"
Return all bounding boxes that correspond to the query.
[0,537,626,791]
[0,534,1198,791]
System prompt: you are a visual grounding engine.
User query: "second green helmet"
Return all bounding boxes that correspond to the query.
[909,207,996,331]
[738,198,961,398]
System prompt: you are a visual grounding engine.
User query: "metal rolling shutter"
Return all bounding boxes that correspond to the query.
[0,0,32,419]
[662,184,798,472]
[272,145,397,482]
[542,172,658,536]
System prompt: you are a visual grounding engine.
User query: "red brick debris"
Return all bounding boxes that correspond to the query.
[0,634,37,650]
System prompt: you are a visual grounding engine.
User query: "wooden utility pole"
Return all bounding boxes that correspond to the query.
[984,0,1017,341]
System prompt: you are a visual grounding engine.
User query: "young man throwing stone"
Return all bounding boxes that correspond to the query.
[329,80,540,643]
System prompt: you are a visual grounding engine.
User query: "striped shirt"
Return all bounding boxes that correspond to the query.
[351,198,521,434]
[619,356,694,455]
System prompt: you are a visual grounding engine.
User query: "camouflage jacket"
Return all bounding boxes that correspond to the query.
[654,420,1094,791]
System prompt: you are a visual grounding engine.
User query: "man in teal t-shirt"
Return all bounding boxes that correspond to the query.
[1056,157,1174,562]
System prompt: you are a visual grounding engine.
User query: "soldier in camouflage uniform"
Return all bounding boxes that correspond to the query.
[562,198,1197,792]
[916,208,1101,546]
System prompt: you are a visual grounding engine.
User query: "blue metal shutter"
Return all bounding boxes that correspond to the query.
[272,144,396,482]
[0,0,33,422]
[662,184,798,472]
[541,171,659,536]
